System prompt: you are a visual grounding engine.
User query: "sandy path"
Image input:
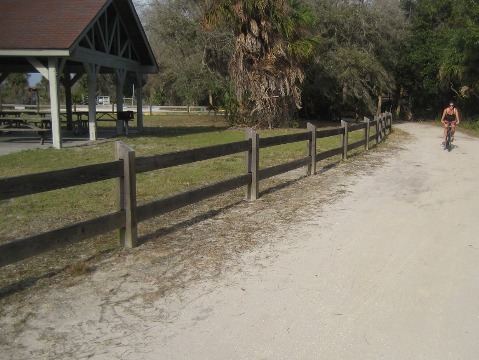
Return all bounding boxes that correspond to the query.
[2,122,479,359]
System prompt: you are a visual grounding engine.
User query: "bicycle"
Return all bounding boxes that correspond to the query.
[444,121,453,151]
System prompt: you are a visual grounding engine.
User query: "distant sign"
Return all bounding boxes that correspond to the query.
[97,96,110,105]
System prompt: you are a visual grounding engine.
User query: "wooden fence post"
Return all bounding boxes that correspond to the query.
[116,141,138,248]
[341,120,348,160]
[245,128,259,200]
[388,111,393,133]
[307,122,317,175]
[364,117,370,151]
[379,114,383,142]
[381,114,386,139]
[374,115,379,145]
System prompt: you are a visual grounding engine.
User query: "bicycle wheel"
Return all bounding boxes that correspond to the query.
[446,127,452,151]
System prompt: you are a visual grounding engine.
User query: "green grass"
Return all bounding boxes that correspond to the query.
[0,115,368,243]
[454,117,479,134]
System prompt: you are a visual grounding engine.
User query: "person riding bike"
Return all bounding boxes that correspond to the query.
[441,101,460,145]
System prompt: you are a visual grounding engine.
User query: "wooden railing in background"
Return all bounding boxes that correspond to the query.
[0,112,392,267]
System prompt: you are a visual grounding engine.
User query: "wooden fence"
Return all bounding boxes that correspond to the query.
[0,113,392,268]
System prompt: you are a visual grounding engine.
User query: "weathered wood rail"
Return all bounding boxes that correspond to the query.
[0,113,392,267]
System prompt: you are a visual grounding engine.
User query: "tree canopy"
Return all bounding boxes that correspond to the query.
[140,0,479,125]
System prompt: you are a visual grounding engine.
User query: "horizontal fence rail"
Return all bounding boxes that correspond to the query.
[259,132,311,148]
[0,161,123,201]
[137,174,252,222]
[136,140,251,173]
[0,212,125,266]
[259,157,311,181]
[0,113,393,267]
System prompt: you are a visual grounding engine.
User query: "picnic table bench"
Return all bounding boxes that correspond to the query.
[0,118,51,144]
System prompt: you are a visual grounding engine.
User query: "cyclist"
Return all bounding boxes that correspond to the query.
[441,101,460,145]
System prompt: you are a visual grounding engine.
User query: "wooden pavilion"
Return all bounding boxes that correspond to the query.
[0,0,158,148]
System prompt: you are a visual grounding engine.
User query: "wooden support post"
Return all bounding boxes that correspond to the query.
[62,72,74,131]
[245,128,259,200]
[341,120,348,160]
[377,115,381,143]
[115,69,126,135]
[48,57,62,149]
[374,115,379,145]
[364,117,370,151]
[116,141,138,248]
[380,114,384,139]
[135,72,144,131]
[84,63,101,141]
[307,122,317,175]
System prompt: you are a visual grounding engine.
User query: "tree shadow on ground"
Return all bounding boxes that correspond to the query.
[0,248,115,300]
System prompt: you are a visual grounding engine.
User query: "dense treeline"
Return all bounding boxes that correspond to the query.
[140,0,479,125]
[402,0,479,119]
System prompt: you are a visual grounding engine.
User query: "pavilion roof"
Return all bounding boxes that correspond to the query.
[0,0,158,73]
[0,0,105,50]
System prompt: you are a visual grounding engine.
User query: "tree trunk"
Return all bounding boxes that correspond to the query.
[395,86,404,118]
[376,94,382,115]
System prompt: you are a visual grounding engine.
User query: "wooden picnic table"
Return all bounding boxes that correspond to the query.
[0,110,50,118]
[60,110,135,135]
[0,118,51,144]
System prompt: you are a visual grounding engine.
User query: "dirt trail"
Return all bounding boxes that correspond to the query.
[1,122,479,359]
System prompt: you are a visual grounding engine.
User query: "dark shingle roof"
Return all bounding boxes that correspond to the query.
[0,0,107,50]
[0,0,158,73]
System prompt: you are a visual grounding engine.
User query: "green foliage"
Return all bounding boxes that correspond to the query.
[139,0,479,121]
[400,0,479,117]
[302,0,408,119]
[143,0,232,107]
[0,73,29,103]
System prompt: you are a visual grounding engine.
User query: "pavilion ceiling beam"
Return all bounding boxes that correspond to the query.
[120,42,130,58]
[72,47,141,72]
[59,58,67,77]
[70,72,84,86]
[108,17,120,53]
[95,20,108,52]
[84,28,95,50]
[27,57,50,79]
[59,71,84,88]
[27,57,66,82]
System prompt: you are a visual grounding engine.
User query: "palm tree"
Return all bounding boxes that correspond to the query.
[200,0,316,128]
